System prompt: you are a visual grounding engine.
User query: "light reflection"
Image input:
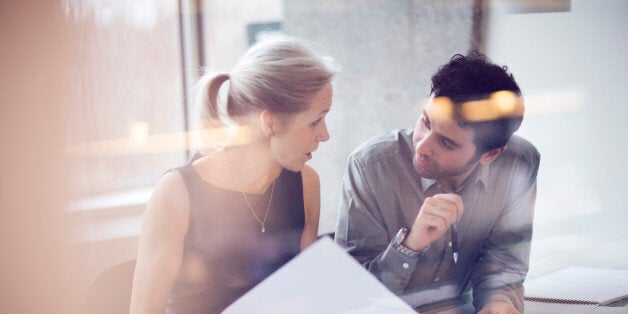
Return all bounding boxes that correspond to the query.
[422,90,584,120]
[129,121,149,146]
[63,0,163,30]
[523,90,584,115]
[65,125,254,156]
[430,96,454,123]
[460,90,525,122]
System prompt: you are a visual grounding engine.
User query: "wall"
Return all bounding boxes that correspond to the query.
[284,0,479,233]
[485,0,628,273]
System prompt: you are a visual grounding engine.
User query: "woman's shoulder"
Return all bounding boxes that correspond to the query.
[300,164,320,188]
[300,165,320,205]
[144,170,190,228]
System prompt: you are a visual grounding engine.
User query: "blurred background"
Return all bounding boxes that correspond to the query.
[2,0,627,312]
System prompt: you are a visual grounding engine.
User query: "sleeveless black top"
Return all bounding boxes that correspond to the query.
[166,159,305,314]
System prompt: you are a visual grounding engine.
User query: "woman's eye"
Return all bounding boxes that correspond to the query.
[311,118,322,127]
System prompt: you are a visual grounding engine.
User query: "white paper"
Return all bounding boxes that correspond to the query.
[223,237,416,314]
[524,300,598,314]
[524,267,628,305]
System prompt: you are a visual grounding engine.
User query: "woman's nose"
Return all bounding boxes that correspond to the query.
[317,122,330,142]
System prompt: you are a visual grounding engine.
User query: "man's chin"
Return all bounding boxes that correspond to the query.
[413,165,437,179]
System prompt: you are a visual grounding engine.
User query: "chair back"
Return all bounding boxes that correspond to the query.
[84,260,136,314]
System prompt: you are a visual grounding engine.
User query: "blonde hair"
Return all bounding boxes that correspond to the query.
[194,36,338,150]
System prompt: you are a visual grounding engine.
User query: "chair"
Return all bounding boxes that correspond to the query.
[84,260,136,314]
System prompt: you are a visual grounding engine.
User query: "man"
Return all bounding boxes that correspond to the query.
[335,52,540,313]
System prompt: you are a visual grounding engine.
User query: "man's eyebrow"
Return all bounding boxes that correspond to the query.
[437,134,461,148]
[424,110,461,148]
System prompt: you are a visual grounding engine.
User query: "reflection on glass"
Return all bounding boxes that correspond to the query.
[64,0,185,197]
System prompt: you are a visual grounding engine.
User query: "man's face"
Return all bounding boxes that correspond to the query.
[412,98,482,182]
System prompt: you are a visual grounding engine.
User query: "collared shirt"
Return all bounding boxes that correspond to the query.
[335,129,540,312]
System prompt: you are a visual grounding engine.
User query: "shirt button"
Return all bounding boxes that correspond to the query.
[434,277,440,282]
[448,241,452,248]
[402,262,409,269]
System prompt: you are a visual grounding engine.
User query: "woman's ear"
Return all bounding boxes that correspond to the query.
[479,146,506,165]
[259,109,276,137]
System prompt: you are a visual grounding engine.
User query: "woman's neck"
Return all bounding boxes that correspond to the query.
[223,143,282,194]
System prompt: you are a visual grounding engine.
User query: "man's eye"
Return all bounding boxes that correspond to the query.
[420,118,430,128]
[440,138,454,150]
[311,118,322,127]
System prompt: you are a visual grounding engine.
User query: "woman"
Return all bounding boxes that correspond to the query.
[130,36,338,313]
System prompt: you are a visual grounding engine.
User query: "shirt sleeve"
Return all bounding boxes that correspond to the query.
[335,154,422,295]
[471,151,540,312]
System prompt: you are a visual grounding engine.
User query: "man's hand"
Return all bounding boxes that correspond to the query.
[478,300,520,314]
[403,193,463,251]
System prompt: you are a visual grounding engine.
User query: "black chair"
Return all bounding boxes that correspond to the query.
[84,260,136,314]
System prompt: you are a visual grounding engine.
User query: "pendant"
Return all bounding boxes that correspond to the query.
[261,226,266,233]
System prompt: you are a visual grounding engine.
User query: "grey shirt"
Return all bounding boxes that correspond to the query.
[335,129,540,312]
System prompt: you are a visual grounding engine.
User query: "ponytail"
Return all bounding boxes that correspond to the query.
[196,71,230,129]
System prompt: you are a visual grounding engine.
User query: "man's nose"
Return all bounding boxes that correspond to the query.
[415,134,434,157]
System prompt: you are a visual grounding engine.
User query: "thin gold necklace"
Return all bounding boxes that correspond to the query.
[225,147,276,233]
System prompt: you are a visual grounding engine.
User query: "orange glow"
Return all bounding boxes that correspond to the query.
[430,96,454,122]
[460,90,525,122]
[65,125,254,156]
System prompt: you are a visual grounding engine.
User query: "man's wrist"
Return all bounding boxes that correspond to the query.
[392,228,424,258]
[402,228,429,251]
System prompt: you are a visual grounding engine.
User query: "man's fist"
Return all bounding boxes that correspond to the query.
[403,193,463,251]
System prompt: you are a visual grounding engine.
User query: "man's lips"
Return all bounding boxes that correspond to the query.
[414,156,432,169]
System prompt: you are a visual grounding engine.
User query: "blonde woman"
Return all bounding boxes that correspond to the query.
[130,36,338,314]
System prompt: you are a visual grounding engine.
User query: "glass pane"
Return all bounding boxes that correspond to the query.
[64,0,186,197]
[201,0,284,71]
[485,0,628,273]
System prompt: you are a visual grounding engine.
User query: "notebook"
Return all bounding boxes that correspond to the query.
[524,267,628,309]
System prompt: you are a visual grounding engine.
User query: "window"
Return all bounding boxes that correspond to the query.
[64,0,186,198]
[486,0,628,275]
[65,0,628,279]
[200,0,283,70]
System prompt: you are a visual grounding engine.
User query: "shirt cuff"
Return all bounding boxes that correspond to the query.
[381,240,426,276]
[374,243,419,294]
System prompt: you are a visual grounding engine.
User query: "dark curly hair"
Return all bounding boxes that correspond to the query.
[430,51,523,152]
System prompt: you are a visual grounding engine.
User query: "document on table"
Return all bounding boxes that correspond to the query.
[223,237,416,314]
[524,266,628,313]
[524,267,628,305]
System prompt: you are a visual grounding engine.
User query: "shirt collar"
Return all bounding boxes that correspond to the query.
[419,163,489,194]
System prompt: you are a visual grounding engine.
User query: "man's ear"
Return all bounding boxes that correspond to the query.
[259,109,276,137]
[479,146,506,165]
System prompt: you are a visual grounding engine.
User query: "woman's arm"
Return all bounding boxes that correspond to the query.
[300,165,321,250]
[130,171,190,314]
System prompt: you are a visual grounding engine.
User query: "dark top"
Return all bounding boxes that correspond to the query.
[166,158,305,314]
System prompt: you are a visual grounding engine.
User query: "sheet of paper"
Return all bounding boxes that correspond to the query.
[524,267,628,305]
[524,300,598,314]
[223,237,416,314]
[588,306,628,313]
